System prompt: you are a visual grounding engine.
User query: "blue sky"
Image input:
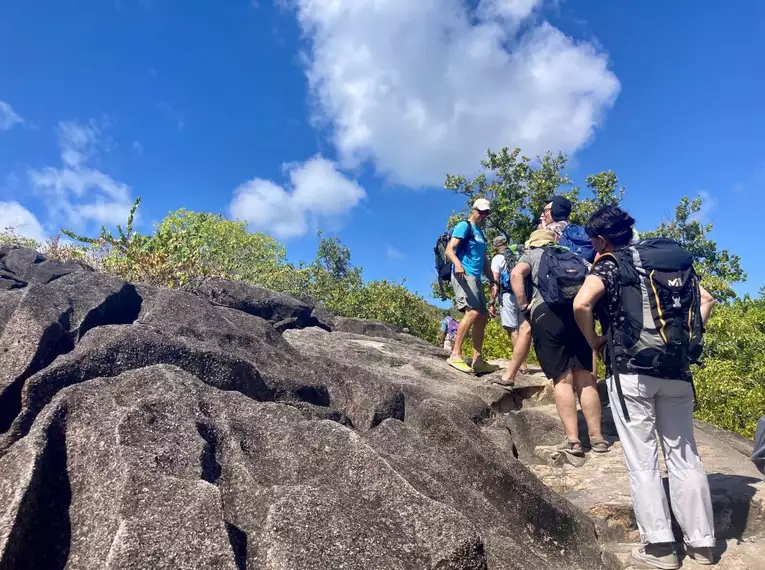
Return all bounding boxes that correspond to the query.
[1,1,764,300]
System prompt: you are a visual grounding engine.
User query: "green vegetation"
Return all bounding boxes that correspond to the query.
[2,146,761,437]
[444,147,761,438]
[4,202,440,345]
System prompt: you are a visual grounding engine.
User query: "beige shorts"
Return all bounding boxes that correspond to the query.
[451,274,487,315]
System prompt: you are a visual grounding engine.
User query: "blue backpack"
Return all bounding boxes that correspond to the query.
[559,225,596,263]
[536,246,588,305]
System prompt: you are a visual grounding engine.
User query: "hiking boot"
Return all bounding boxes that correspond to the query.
[472,360,500,375]
[631,543,680,570]
[589,438,610,454]
[556,438,584,457]
[685,545,714,565]
[447,356,473,374]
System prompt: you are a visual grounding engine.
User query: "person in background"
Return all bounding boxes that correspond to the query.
[753,417,765,478]
[539,196,572,241]
[574,205,716,569]
[445,198,500,375]
[439,312,459,352]
[490,235,530,386]
[510,229,608,457]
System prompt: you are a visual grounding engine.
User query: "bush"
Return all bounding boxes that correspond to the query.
[693,298,765,437]
[53,200,444,345]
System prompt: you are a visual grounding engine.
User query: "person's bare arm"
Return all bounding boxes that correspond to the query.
[510,262,531,310]
[699,285,715,326]
[439,331,446,346]
[574,275,607,350]
[445,237,464,276]
[484,254,498,297]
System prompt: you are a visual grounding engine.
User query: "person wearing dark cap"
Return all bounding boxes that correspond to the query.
[540,196,572,241]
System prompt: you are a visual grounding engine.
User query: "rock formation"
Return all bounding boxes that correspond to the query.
[1,246,763,569]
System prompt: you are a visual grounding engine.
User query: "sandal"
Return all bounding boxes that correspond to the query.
[590,438,610,453]
[556,438,584,457]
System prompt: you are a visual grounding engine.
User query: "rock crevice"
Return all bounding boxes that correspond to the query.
[1,246,760,569]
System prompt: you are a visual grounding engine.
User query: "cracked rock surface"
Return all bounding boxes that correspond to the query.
[0,247,611,569]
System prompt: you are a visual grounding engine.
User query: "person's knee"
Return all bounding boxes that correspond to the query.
[573,369,597,389]
[460,309,479,325]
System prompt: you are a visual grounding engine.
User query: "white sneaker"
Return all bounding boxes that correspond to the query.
[686,545,714,565]
[631,543,680,570]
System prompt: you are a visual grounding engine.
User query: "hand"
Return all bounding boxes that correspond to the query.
[489,304,497,318]
[590,335,607,354]
[490,282,499,297]
[454,263,465,277]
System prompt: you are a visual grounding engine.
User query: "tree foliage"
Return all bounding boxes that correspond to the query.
[444,148,624,245]
[51,199,441,344]
[2,151,760,438]
[695,294,765,437]
[642,195,745,303]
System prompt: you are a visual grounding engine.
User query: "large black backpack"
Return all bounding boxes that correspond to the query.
[434,222,472,299]
[598,238,704,421]
[535,246,588,305]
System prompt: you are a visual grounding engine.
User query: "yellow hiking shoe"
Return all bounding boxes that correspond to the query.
[447,356,473,374]
[472,360,500,375]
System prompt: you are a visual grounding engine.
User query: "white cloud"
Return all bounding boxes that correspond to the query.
[28,121,134,230]
[386,245,406,260]
[0,101,23,131]
[690,191,717,224]
[229,155,365,238]
[292,0,620,187]
[0,201,45,242]
[58,121,100,168]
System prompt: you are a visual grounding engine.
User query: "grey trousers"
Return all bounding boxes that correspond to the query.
[607,373,716,547]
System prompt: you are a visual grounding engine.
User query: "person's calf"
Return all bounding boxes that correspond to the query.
[574,369,604,442]
[451,310,478,358]
[553,373,580,443]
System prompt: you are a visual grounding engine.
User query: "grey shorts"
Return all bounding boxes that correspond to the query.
[499,292,521,330]
[451,274,487,315]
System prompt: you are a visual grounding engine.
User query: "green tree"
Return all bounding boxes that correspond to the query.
[694,293,765,437]
[444,147,624,245]
[643,195,745,302]
[570,170,626,225]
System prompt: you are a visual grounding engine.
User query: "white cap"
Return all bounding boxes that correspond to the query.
[472,198,491,212]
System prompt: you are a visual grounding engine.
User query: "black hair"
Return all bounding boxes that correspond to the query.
[585,205,636,246]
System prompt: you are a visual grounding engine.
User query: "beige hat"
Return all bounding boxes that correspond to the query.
[472,198,491,212]
[492,235,508,248]
[527,229,556,248]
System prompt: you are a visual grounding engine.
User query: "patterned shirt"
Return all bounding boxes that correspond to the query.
[590,256,623,374]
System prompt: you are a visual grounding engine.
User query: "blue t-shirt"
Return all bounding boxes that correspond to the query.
[452,221,486,279]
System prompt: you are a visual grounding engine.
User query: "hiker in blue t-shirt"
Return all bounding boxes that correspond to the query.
[444,198,500,375]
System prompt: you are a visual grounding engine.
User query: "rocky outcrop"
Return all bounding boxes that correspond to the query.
[0,247,608,570]
[1,246,761,569]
